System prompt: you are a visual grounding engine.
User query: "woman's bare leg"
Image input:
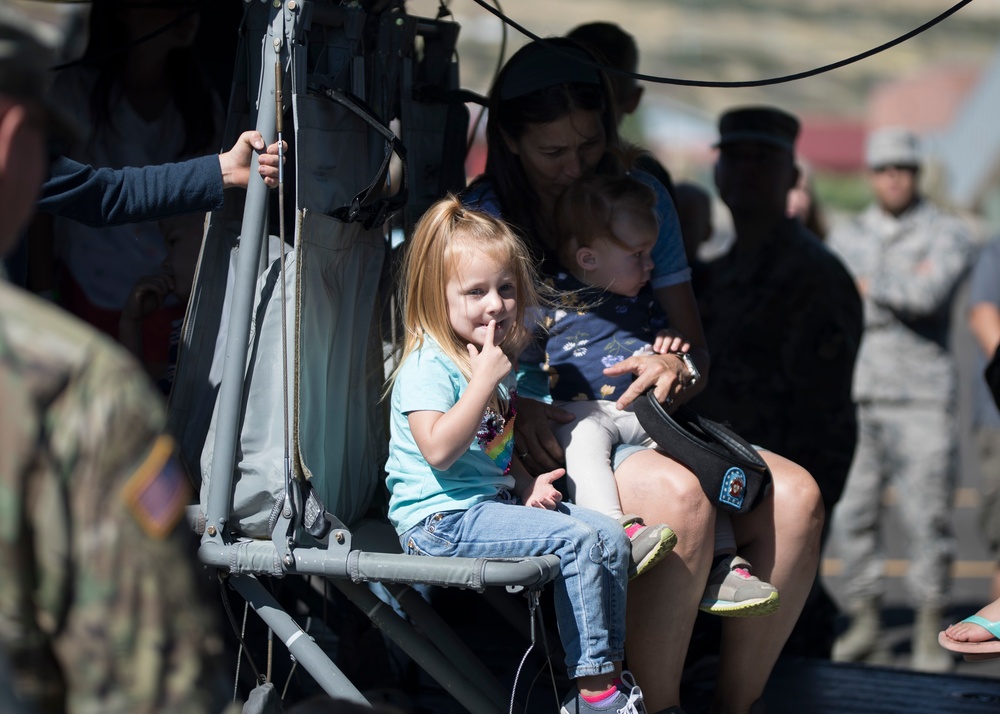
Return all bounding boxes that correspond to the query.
[712,451,824,714]
[616,449,715,711]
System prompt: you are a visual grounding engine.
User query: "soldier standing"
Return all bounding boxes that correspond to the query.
[0,4,231,711]
[827,127,976,672]
[692,106,863,657]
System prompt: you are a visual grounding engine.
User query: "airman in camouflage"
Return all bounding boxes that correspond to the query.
[0,4,230,711]
[826,127,976,672]
[691,106,863,657]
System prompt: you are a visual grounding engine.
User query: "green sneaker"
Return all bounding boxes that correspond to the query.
[620,514,677,580]
[699,554,780,617]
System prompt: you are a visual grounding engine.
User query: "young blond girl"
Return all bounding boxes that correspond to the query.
[385,196,646,714]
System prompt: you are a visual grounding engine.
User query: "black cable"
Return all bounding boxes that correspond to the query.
[218,575,263,685]
[467,0,506,151]
[466,0,975,88]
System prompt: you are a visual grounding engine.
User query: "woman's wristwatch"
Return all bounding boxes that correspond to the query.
[672,351,701,388]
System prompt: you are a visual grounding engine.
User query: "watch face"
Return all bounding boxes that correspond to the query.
[679,353,700,383]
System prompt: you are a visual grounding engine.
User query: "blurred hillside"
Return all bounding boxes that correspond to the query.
[408,0,1000,119]
[407,0,1000,219]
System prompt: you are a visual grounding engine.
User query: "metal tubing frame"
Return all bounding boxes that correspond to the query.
[203,2,287,539]
[384,582,513,707]
[332,580,506,714]
[194,1,561,709]
[228,574,370,706]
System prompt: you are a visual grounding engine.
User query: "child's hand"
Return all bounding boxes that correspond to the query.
[467,320,512,390]
[653,329,691,355]
[520,468,565,510]
[122,274,174,322]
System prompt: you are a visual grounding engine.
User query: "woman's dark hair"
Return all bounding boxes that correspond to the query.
[472,38,621,263]
[82,0,217,157]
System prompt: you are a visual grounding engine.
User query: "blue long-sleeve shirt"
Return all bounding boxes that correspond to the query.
[38,155,225,227]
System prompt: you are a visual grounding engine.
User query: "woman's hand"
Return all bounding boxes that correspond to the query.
[518,468,565,510]
[514,397,575,473]
[602,352,689,410]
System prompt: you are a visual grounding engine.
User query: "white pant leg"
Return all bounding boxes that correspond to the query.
[553,400,652,519]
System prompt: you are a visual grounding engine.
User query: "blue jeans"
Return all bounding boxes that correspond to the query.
[400,493,629,678]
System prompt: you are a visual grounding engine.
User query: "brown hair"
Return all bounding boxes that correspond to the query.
[467,38,621,263]
[566,22,640,112]
[554,151,658,268]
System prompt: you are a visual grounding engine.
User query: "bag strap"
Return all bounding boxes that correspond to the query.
[314,85,409,228]
[674,406,769,474]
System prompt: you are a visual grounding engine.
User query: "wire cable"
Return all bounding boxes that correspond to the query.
[466,0,506,150]
[466,0,975,88]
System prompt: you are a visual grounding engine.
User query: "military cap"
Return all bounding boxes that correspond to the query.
[716,106,800,153]
[0,1,76,146]
[865,126,922,169]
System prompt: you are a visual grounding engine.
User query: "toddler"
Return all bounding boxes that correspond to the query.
[524,169,779,616]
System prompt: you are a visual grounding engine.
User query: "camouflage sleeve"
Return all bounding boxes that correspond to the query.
[0,364,68,711]
[867,215,976,318]
[0,284,228,714]
[45,350,227,714]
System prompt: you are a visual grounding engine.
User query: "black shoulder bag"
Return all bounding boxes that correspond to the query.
[633,391,772,515]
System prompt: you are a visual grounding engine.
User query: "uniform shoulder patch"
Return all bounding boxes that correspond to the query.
[120,435,191,539]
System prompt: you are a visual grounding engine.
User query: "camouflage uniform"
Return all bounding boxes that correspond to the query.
[692,217,863,514]
[0,280,228,713]
[826,198,975,607]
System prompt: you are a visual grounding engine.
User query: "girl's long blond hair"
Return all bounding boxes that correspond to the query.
[388,195,542,400]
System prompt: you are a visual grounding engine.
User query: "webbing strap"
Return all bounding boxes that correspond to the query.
[315,85,409,228]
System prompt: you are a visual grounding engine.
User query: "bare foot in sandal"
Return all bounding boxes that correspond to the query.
[943,598,1000,643]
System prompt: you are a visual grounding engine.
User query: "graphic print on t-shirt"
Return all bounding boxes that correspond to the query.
[476,393,517,474]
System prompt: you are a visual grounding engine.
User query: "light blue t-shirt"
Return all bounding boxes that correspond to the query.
[632,169,692,290]
[386,339,518,533]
